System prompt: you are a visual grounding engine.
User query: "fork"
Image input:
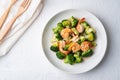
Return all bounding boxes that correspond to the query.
[0,0,17,29]
[0,0,31,42]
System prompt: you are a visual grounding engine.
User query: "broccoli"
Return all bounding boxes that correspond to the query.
[57,22,64,28]
[52,26,63,33]
[75,51,82,56]
[77,36,86,44]
[70,16,78,27]
[80,36,86,42]
[75,56,83,63]
[56,51,66,59]
[62,19,71,27]
[80,21,90,28]
[64,53,75,65]
[54,33,63,40]
[74,51,83,63]
[75,57,83,63]
[52,22,64,33]
[50,36,58,43]
[85,27,96,34]
[50,44,59,52]
[92,42,97,47]
[81,49,93,57]
[71,28,79,35]
[77,39,82,44]
[86,32,95,41]
[63,44,70,51]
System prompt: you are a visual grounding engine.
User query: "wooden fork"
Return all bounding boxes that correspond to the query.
[0,0,17,29]
[0,0,31,42]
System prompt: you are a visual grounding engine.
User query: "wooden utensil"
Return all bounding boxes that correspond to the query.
[0,0,31,42]
[0,0,17,29]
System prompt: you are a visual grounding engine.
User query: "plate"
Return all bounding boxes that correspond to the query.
[42,9,107,74]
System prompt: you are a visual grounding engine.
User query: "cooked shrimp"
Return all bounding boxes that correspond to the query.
[68,42,81,53]
[64,34,77,44]
[76,18,85,33]
[60,28,73,39]
[81,41,92,51]
[58,40,69,55]
[70,35,79,42]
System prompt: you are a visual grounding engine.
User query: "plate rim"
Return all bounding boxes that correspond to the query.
[42,9,108,74]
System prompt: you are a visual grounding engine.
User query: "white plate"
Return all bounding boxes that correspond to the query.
[42,9,107,74]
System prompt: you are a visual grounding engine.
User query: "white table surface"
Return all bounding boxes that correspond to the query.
[0,0,120,80]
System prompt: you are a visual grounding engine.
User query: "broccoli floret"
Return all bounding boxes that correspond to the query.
[57,22,64,28]
[85,27,96,34]
[50,36,58,43]
[75,57,82,63]
[74,51,83,63]
[92,42,97,46]
[70,16,78,27]
[52,22,64,33]
[74,53,79,58]
[75,51,82,56]
[86,32,95,41]
[63,44,70,51]
[80,21,90,28]
[62,19,71,27]
[80,36,86,42]
[81,49,93,57]
[75,56,83,63]
[54,33,63,40]
[77,36,86,44]
[77,40,82,44]
[50,44,59,52]
[72,20,78,27]
[52,26,63,33]
[56,51,66,59]
[71,28,79,35]
[64,53,75,65]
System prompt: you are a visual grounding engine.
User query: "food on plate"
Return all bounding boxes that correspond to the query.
[50,16,97,65]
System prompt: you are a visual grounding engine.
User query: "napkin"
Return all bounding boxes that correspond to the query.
[0,0,43,56]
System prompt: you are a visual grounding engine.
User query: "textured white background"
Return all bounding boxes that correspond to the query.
[0,0,120,80]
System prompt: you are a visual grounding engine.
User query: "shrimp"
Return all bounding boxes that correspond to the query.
[68,42,81,53]
[76,18,85,33]
[80,41,92,51]
[70,35,79,42]
[65,35,79,44]
[58,40,69,55]
[60,28,73,39]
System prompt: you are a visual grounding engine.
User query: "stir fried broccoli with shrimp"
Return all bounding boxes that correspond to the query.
[50,16,97,65]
